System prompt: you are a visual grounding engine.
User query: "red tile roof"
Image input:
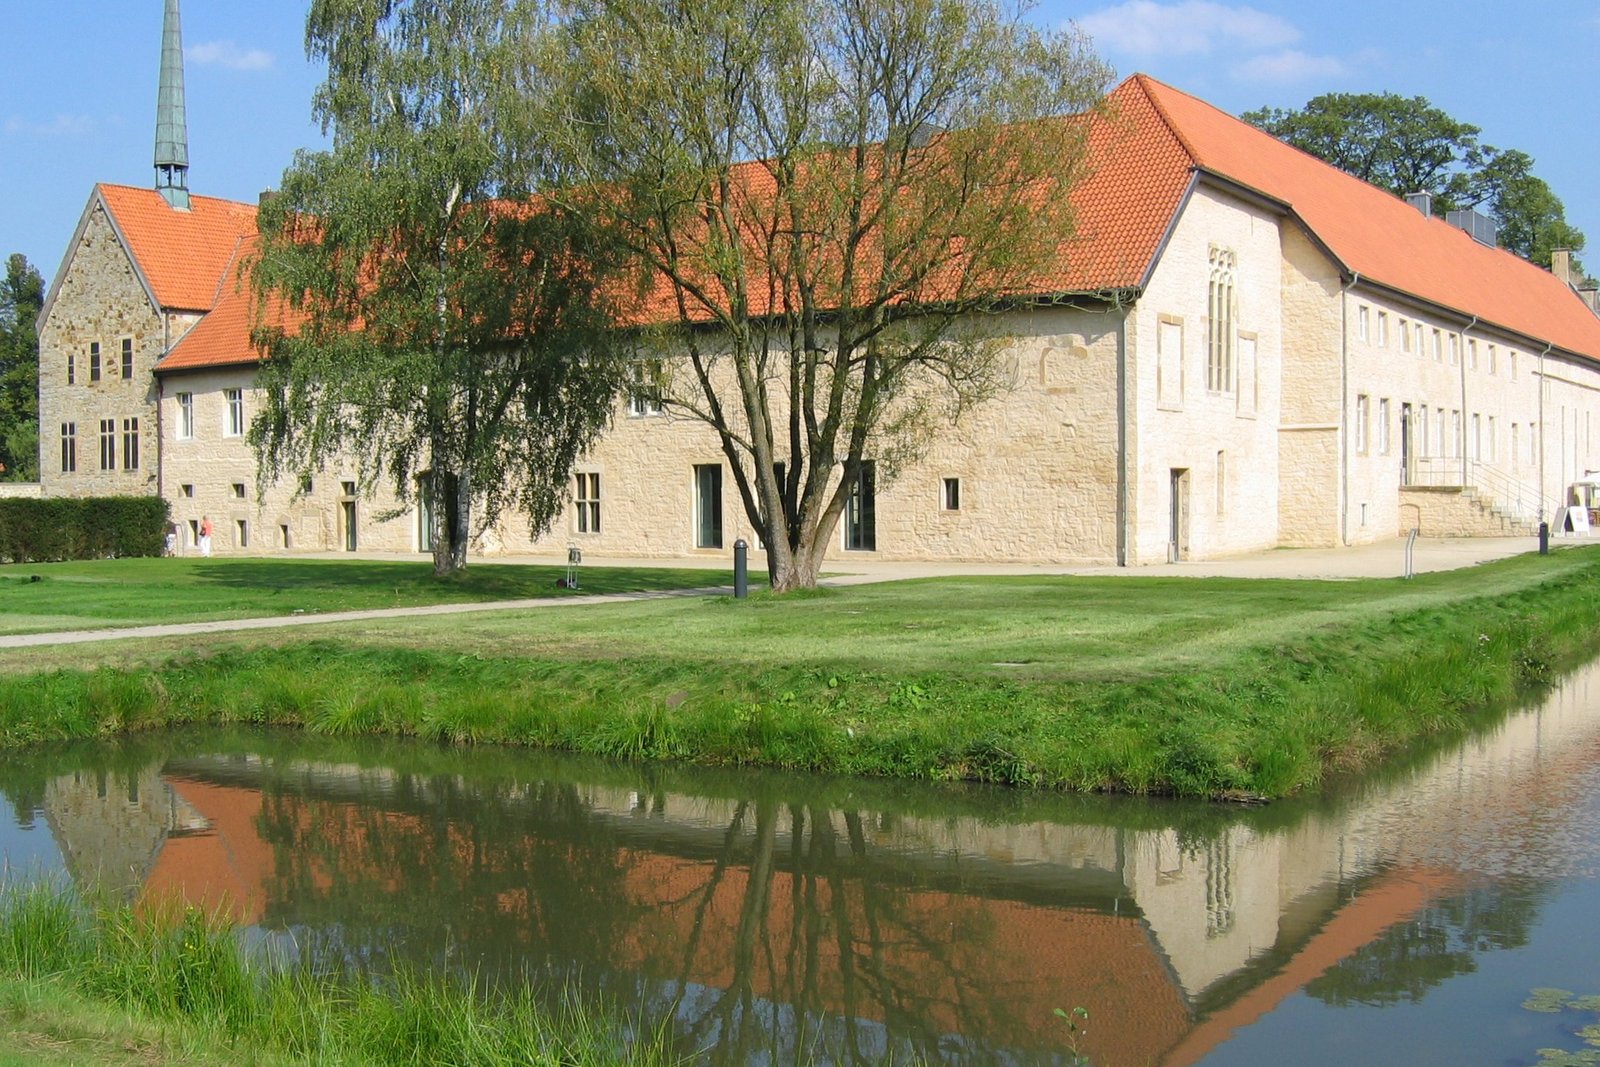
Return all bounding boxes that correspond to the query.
[1135,75,1600,360]
[127,73,1600,375]
[97,184,258,313]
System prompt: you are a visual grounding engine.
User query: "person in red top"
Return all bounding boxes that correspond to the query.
[199,515,213,557]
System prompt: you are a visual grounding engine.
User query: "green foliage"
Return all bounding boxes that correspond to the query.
[540,0,1111,590]
[1243,93,1586,273]
[0,496,168,563]
[0,253,43,481]
[1522,988,1600,1065]
[253,0,627,577]
[0,883,688,1066]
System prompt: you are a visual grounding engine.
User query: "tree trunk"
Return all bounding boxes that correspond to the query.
[428,465,471,577]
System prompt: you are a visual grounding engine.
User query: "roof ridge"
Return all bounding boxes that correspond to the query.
[1126,73,1200,168]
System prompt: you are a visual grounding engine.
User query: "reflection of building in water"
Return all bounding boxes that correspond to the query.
[41,765,209,902]
[35,663,1600,1065]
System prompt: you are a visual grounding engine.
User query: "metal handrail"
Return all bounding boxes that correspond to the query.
[1406,456,1539,524]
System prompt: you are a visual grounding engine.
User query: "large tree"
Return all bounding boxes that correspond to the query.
[538,0,1110,591]
[1243,92,1587,275]
[251,0,625,576]
[0,253,43,481]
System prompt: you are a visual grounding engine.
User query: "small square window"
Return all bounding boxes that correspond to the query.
[299,476,313,494]
[180,483,194,498]
[231,483,246,500]
[942,477,960,511]
[341,480,357,497]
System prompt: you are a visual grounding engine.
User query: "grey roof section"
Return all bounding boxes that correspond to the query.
[154,0,190,210]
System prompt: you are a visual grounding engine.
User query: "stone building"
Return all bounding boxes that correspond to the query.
[35,6,1600,565]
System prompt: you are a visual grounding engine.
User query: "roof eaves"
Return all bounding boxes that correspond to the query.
[1351,272,1599,366]
[153,352,262,377]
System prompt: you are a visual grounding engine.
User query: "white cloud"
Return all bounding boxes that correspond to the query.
[1232,49,1350,84]
[186,40,274,72]
[3,114,95,137]
[1077,1,1301,58]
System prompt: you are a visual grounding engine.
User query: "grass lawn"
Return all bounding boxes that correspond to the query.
[1,546,1598,797]
[0,557,733,636]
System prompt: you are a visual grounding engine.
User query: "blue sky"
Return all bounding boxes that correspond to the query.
[3,1,1596,288]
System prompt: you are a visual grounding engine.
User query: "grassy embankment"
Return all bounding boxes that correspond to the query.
[4,547,1600,797]
[0,557,731,636]
[0,884,686,1066]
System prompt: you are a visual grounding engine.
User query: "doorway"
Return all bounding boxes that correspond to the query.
[1169,468,1190,562]
[339,480,358,552]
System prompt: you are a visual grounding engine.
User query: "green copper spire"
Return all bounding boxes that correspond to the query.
[154,0,190,210]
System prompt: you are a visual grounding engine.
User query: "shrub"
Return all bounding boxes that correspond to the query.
[0,496,169,563]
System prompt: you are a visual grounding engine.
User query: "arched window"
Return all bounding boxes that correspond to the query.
[1207,247,1236,394]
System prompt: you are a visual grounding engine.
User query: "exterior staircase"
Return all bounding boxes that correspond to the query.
[1399,460,1541,538]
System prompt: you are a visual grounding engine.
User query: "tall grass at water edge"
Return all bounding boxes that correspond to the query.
[0,880,687,1066]
[3,554,1599,798]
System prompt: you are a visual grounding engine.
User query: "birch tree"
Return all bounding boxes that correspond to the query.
[539,0,1110,590]
[251,0,624,576]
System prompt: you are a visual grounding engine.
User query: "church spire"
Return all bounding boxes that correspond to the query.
[154,0,190,210]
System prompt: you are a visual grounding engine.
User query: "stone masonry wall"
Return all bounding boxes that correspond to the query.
[1130,183,1285,563]
[38,202,164,499]
[1275,224,1343,547]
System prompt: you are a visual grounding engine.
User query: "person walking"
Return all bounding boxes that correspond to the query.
[199,515,213,558]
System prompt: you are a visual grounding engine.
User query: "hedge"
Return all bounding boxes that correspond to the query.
[0,496,170,563]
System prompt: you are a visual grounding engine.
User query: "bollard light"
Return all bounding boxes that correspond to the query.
[733,539,749,599]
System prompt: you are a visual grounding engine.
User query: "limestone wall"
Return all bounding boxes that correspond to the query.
[1129,183,1285,563]
[38,202,164,499]
[1275,224,1343,547]
[158,366,417,556]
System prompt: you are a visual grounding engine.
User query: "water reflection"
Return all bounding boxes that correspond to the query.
[5,662,1600,1065]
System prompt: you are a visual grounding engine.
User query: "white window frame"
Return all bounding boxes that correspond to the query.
[224,389,245,437]
[177,392,194,440]
[1378,398,1390,455]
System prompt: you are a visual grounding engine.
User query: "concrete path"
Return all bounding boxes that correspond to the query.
[2,532,1581,649]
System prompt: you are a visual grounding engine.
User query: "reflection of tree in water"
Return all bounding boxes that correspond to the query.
[251,772,647,995]
[1306,880,1548,1007]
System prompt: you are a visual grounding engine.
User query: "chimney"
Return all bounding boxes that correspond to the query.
[258,189,276,207]
[1405,191,1433,218]
[1552,248,1574,285]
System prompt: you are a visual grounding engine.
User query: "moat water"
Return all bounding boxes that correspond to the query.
[4,662,1600,1065]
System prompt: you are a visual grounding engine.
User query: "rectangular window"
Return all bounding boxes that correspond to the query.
[1358,305,1369,342]
[1418,407,1430,458]
[1488,416,1497,462]
[1355,393,1369,454]
[224,389,244,437]
[844,461,876,551]
[1451,410,1461,457]
[1400,319,1412,353]
[121,338,133,379]
[1448,333,1459,366]
[121,417,139,471]
[177,393,194,439]
[942,477,960,511]
[574,471,600,533]
[1468,339,1478,371]
[1437,407,1446,457]
[236,520,248,548]
[180,483,194,498]
[1512,423,1520,467]
[98,419,115,470]
[1377,312,1388,347]
[1216,450,1226,518]
[231,482,246,500]
[1472,413,1481,461]
[1432,328,1443,362]
[1157,316,1183,410]
[67,353,75,385]
[1378,398,1391,455]
[1510,351,1518,380]
[89,343,101,382]
[627,364,662,417]
[1206,248,1236,394]
[694,463,723,549]
[59,423,76,473]
[1416,324,1426,355]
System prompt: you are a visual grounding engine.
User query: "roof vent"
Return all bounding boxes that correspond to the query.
[1445,209,1498,247]
[1405,191,1433,218]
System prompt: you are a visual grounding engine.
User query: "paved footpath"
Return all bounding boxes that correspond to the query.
[1,533,1579,649]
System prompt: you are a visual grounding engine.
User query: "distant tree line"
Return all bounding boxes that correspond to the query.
[1244,93,1589,281]
[0,253,41,481]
